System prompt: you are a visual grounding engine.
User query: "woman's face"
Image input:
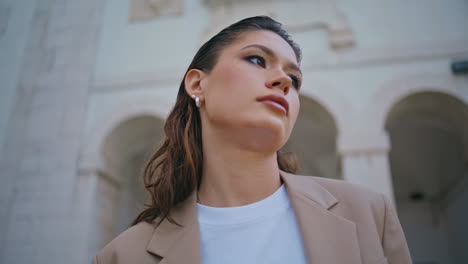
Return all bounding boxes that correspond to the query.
[197,30,302,152]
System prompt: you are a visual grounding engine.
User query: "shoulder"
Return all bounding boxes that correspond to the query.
[94,221,157,264]
[308,176,385,204]
[287,174,389,223]
[288,175,391,243]
[297,175,391,235]
[288,174,386,205]
[294,177,412,263]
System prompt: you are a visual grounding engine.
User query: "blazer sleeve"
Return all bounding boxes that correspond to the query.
[381,194,413,264]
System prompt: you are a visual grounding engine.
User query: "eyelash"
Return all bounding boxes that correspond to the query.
[245,55,266,67]
[244,55,301,90]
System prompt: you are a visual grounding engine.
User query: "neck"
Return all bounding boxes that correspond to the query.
[198,131,282,207]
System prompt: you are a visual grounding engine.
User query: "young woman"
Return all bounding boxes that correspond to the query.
[93,16,412,264]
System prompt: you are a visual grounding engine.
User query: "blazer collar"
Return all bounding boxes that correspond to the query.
[280,170,362,264]
[279,170,338,209]
[146,191,201,264]
[146,170,361,264]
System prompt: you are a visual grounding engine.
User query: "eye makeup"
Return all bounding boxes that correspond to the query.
[243,54,302,90]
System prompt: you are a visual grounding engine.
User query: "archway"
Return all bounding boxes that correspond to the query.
[285,95,340,179]
[91,115,165,250]
[385,91,468,264]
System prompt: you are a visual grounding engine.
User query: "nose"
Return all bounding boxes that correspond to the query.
[265,69,291,94]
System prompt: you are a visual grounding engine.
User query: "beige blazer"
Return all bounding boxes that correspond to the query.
[93,171,412,264]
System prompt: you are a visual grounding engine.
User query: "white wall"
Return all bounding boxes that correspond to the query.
[95,0,209,78]
[0,0,37,156]
[89,0,468,134]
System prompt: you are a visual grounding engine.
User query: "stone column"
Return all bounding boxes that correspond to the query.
[74,169,100,264]
[0,0,105,263]
[338,130,396,204]
[74,167,121,264]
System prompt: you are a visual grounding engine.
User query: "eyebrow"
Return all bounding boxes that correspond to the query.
[240,44,302,76]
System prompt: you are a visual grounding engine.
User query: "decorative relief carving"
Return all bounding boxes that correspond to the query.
[129,0,183,22]
[202,0,354,50]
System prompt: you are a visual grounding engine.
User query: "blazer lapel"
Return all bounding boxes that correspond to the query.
[145,171,362,264]
[280,171,362,264]
[146,191,201,264]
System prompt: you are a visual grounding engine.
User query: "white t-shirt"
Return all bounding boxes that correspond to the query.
[197,185,308,264]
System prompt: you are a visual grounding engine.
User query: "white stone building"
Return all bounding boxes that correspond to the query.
[1,0,467,263]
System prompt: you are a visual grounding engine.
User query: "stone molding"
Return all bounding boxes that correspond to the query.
[306,39,468,70]
[366,72,468,131]
[129,0,184,22]
[202,0,354,50]
[79,97,169,184]
[365,73,468,162]
[94,69,182,91]
[93,39,468,91]
[337,73,468,156]
[337,130,391,156]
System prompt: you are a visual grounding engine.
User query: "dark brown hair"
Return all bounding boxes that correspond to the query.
[132,16,302,226]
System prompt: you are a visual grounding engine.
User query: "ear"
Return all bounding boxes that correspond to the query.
[184,69,207,98]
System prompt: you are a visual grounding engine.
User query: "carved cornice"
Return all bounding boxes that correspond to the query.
[129,0,184,22]
[202,0,354,50]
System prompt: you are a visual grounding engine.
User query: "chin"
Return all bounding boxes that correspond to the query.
[239,117,290,153]
[210,111,291,152]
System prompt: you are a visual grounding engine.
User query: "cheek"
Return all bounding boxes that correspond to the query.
[216,64,252,94]
[206,64,256,109]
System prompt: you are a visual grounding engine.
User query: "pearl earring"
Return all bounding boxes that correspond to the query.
[191,94,201,108]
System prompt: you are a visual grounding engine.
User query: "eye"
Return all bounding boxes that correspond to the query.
[245,55,266,67]
[289,74,301,90]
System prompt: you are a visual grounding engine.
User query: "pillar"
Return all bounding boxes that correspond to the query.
[338,130,396,204]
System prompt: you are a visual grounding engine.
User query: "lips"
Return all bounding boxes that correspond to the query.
[256,94,289,114]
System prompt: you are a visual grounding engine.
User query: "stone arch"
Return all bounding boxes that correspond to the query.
[385,91,468,203]
[366,72,467,133]
[77,97,169,257]
[378,76,468,263]
[300,80,354,138]
[285,94,341,179]
[100,114,164,234]
[79,97,169,176]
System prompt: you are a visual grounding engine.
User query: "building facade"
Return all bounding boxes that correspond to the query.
[1,0,468,263]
